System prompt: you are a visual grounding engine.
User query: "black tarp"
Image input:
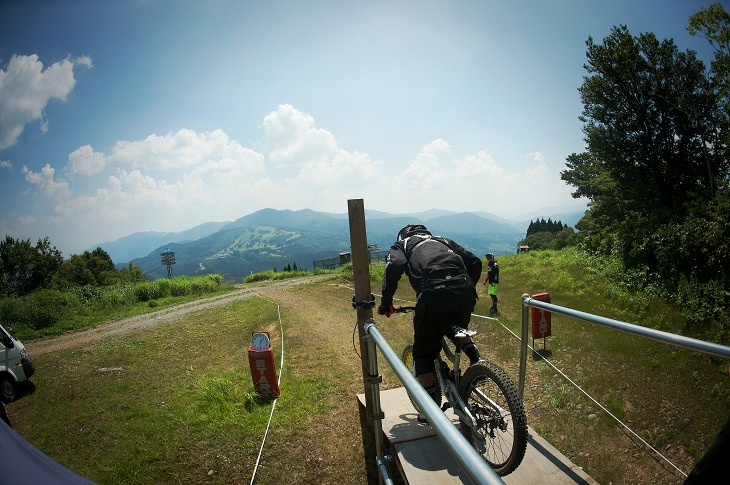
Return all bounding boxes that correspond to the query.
[0,420,97,485]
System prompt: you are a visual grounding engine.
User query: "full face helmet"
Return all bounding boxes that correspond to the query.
[397,224,431,242]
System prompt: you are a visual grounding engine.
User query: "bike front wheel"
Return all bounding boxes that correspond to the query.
[457,361,528,476]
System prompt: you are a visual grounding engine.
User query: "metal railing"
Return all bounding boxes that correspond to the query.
[518,295,730,478]
[517,296,730,397]
[362,320,505,485]
[313,250,388,271]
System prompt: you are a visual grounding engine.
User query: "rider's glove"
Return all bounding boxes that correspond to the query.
[377,304,395,318]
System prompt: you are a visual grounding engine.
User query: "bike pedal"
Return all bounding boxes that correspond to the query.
[441,402,451,411]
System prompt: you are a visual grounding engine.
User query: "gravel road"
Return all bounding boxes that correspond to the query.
[25,276,329,357]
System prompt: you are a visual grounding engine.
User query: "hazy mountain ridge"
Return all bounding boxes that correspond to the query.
[98,206,586,280]
[90,221,229,264]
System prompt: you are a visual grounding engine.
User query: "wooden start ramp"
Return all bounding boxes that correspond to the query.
[358,387,599,485]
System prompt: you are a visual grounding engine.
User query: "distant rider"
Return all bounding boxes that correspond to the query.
[378,224,483,419]
[483,252,499,315]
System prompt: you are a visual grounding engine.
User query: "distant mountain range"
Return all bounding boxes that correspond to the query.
[93,206,586,281]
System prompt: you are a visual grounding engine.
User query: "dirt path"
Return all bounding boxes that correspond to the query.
[25,276,330,357]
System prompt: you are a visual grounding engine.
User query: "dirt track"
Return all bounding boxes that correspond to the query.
[25,276,331,357]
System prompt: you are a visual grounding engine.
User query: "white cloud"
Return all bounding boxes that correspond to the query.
[0,160,12,170]
[74,55,93,68]
[67,145,107,176]
[264,104,338,166]
[22,164,74,218]
[13,104,584,253]
[17,214,36,226]
[0,54,90,149]
[108,128,262,172]
[401,138,453,190]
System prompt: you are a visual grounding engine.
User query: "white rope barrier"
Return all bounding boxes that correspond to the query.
[245,288,285,485]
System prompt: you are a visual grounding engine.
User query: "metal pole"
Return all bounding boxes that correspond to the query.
[364,329,393,485]
[523,298,730,359]
[364,322,505,485]
[519,294,530,399]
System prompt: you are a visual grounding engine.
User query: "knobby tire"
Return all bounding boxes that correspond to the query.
[458,361,528,476]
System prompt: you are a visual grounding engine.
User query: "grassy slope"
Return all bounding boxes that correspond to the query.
[7,249,730,484]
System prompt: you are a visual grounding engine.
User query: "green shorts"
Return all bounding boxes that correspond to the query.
[488,283,499,296]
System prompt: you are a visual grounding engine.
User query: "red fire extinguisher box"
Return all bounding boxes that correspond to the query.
[248,347,280,398]
[531,292,552,340]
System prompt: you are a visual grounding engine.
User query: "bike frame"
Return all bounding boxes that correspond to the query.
[435,334,479,429]
[395,306,509,434]
[436,333,512,433]
[394,305,528,476]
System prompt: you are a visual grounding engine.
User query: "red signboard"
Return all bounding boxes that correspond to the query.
[248,347,280,398]
[531,292,552,339]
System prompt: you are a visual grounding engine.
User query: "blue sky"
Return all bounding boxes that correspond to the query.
[0,0,719,256]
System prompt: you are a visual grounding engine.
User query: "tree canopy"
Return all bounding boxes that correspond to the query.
[0,236,63,296]
[0,237,146,296]
[561,4,730,335]
[520,218,575,251]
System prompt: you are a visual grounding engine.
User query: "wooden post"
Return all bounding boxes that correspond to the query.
[347,199,376,415]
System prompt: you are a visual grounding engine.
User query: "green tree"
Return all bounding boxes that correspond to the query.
[561,9,730,337]
[0,236,64,296]
[117,262,147,284]
[55,247,118,287]
[520,226,576,251]
[561,23,728,270]
[566,26,722,215]
[526,218,570,237]
[689,3,730,151]
[56,254,95,287]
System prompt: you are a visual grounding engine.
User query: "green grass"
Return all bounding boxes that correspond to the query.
[2,274,233,341]
[470,248,730,483]
[7,250,730,484]
[12,296,341,484]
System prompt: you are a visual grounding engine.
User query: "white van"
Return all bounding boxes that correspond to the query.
[0,324,35,403]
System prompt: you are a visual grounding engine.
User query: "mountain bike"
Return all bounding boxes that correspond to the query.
[396,306,528,476]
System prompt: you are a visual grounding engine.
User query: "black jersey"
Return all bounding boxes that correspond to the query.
[380,234,482,305]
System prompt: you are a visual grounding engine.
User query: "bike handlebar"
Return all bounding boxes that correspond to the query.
[393,306,417,313]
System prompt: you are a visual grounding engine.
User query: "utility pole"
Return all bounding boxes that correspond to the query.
[348,199,375,408]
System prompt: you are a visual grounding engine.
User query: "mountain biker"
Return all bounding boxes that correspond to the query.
[377,224,483,416]
[483,252,499,315]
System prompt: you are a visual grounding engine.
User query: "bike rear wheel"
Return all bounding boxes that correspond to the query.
[457,361,528,476]
[401,344,441,412]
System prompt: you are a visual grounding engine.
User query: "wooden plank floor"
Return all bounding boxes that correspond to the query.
[358,387,599,484]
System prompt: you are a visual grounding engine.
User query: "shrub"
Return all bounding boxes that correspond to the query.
[97,285,136,309]
[678,277,729,342]
[22,289,81,330]
[245,271,277,283]
[0,297,23,328]
[168,277,191,296]
[155,278,172,298]
[134,282,160,302]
